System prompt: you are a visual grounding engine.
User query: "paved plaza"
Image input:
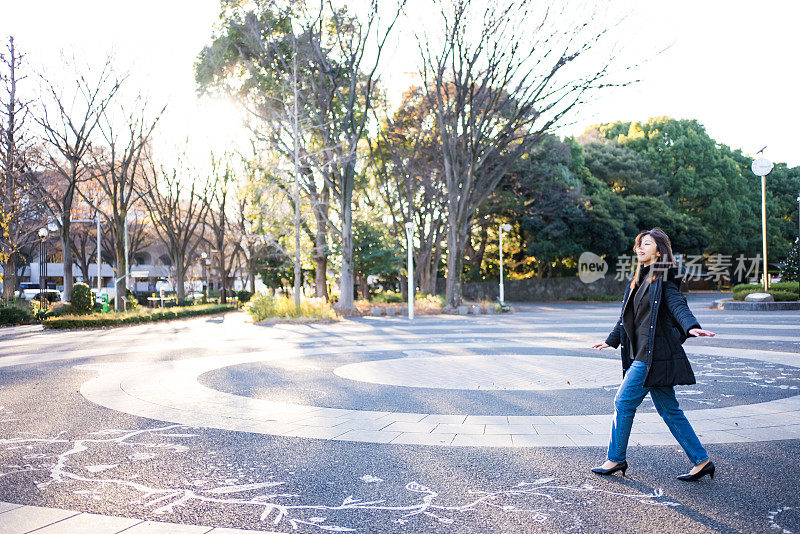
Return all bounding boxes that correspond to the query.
[1,295,799,532]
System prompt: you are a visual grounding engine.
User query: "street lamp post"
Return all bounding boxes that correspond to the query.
[752,156,774,292]
[499,223,512,303]
[96,217,101,291]
[37,227,49,312]
[405,222,414,320]
[201,252,209,301]
[124,213,129,291]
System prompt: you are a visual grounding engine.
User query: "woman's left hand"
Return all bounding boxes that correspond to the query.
[689,328,715,337]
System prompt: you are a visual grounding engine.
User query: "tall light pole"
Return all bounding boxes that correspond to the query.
[499,223,512,303]
[405,222,414,320]
[96,217,102,291]
[752,156,773,292]
[124,213,129,291]
[201,252,209,300]
[38,227,49,312]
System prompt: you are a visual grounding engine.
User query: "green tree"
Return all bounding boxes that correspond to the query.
[581,140,665,197]
[588,117,759,256]
[196,0,404,312]
[341,219,400,299]
[780,239,798,283]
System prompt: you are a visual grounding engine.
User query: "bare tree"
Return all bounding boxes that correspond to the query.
[204,155,239,303]
[0,37,42,299]
[81,96,162,309]
[301,1,405,311]
[419,0,626,307]
[139,158,209,302]
[34,57,121,301]
[368,86,448,295]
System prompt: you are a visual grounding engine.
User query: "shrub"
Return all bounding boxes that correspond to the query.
[42,303,236,329]
[71,283,93,313]
[372,291,404,304]
[0,300,34,324]
[43,303,75,318]
[731,283,761,293]
[770,281,799,293]
[416,293,446,308]
[126,289,141,310]
[770,290,799,302]
[33,291,60,303]
[236,290,253,303]
[245,293,338,322]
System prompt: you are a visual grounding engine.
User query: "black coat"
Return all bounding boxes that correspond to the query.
[605,267,701,387]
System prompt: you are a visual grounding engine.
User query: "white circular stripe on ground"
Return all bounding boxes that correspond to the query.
[77,340,800,448]
[334,354,621,390]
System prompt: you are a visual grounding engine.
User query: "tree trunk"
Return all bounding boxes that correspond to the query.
[248,253,256,294]
[338,208,354,308]
[174,254,185,301]
[312,186,329,300]
[474,224,488,271]
[358,273,369,300]
[418,243,441,295]
[114,220,126,311]
[60,219,73,302]
[315,254,328,300]
[336,165,355,311]
[3,256,17,300]
[445,218,468,309]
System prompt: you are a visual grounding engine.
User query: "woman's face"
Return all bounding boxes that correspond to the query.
[636,235,660,266]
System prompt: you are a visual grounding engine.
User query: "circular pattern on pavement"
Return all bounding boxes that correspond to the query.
[76,326,800,447]
[332,354,621,390]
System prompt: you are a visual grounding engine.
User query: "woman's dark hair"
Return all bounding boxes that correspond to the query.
[630,227,676,289]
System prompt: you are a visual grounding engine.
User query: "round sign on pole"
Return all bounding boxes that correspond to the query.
[752,158,774,177]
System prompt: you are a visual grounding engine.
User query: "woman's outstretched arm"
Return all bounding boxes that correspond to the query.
[663,281,715,337]
[593,319,622,350]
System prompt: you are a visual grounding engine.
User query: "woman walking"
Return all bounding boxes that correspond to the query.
[591,228,717,481]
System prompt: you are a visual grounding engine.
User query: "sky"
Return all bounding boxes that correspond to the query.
[2,0,799,168]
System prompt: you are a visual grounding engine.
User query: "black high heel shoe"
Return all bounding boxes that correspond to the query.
[677,460,715,481]
[591,461,628,477]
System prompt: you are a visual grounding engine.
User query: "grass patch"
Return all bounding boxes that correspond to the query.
[245,293,338,322]
[42,304,236,329]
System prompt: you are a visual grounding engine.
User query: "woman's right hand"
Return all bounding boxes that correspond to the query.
[592,342,611,350]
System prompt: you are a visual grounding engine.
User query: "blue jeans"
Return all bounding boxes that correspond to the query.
[607,360,709,465]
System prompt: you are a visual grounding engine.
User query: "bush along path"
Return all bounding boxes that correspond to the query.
[42,304,237,329]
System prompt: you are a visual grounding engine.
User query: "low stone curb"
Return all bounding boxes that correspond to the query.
[713,298,800,311]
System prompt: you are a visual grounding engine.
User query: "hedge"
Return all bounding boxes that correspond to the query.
[43,304,236,329]
[0,302,34,325]
[732,281,799,302]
